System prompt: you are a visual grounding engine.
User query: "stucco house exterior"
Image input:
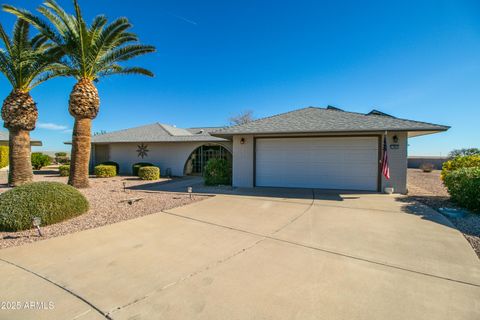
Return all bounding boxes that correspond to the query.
[90,123,232,177]
[89,106,448,193]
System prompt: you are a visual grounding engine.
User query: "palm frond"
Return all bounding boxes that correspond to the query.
[97,44,155,66]
[3,4,63,45]
[86,18,132,67]
[43,0,78,37]
[30,33,49,50]
[3,0,155,82]
[0,22,13,54]
[0,49,16,86]
[0,18,64,91]
[29,64,76,89]
[37,6,68,38]
[98,66,154,78]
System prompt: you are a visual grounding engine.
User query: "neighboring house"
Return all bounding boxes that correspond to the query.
[89,106,449,193]
[0,131,43,146]
[89,123,231,177]
[408,156,448,170]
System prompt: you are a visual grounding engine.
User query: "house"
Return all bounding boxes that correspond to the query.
[90,123,231,177]
[0,131,43,146]
[90,107,449,193]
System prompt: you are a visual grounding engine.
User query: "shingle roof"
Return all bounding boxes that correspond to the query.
[91,123,227,143]
[0,130,43,146]
[186,127,225,134]
[212,107,449,135]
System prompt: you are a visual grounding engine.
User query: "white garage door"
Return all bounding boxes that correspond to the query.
[255,137,379,191]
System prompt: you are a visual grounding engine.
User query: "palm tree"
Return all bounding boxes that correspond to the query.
[4,0,155,188]
[0,19,62,186]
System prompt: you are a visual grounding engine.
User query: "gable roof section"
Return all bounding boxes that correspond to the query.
[213,107,449,136]
[91,123,227,143]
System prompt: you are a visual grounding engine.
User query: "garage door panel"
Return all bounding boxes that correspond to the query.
[255,137,378,191]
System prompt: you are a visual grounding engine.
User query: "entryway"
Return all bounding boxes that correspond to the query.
[184,144,232,175]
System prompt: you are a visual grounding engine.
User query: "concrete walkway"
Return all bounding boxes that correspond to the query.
[1,190,479,319]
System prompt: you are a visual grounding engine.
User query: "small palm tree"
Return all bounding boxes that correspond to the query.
[4,0,155,188]
[0,19,62,186]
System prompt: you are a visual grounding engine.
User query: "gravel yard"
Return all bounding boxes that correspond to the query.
[407,168,480,258]
[0,168,208,249]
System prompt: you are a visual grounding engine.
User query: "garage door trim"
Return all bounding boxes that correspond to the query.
[253,135,382,191]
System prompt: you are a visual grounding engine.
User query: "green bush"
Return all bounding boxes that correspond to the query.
[54,152,69,164]
[0,182,89,231]
[444,167,480,212]
[441,155,480,180]
[94,165,116,177]
[59,165,70,176]
[0,146,8,168]
[31,152,52,170]
[132,162,154,176]
[138,166,160,180]
[99,161,119,174]
[204,158,231,186]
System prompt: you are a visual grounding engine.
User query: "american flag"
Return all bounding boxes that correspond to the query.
[382,135,390,180]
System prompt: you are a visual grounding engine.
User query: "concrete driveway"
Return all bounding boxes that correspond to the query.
[1,189,479,319]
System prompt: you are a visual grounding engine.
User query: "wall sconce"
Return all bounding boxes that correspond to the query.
[240,138,245,144]
[392,135,399,143]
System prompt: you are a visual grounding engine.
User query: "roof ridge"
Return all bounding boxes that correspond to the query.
[381,115,450,129]
[212,106,449,136]
[217,106,314,133]
[188,126,225,129]
[93,122,160,138]
[157,123,175,137]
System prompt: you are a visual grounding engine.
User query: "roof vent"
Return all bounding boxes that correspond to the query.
[367,109,395,117]
[326,105,343,111]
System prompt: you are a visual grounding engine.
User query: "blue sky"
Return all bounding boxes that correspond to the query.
[0,0,479,155]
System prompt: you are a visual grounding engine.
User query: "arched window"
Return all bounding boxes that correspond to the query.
[184,144,232,175]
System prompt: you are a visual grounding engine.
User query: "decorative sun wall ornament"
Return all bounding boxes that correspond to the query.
[137,143,149,158]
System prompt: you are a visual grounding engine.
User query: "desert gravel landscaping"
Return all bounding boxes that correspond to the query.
[0,168,208,249]
[407,168,480,257]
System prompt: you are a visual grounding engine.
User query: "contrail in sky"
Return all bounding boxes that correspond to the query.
[168,12,198,26]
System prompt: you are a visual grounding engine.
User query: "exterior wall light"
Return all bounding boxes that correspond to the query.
[240,138,245,144]
[393,135,399,143]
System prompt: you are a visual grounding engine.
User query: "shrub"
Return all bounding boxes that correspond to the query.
[138,166,160,180]
[448,148,480,159]
[31,152,52,170]
[444,167,480,212]
[59,165,70,176]
[420,163,435,173]
[99,161,119,174]
[0,182,89,231]
[441,155,480,180]
[54,152,69,164]
[204,158,231,186]
[0,146,8,168]
[94,165,116,177]
[132,162,154,176]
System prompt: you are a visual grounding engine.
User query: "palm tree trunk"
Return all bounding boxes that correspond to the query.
[68,118,91,188]
[8,128,33,186]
